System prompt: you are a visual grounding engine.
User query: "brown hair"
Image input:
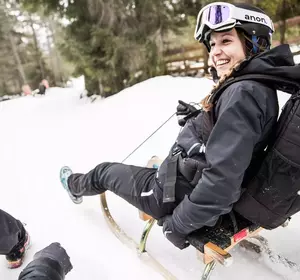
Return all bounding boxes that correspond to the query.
[200,63,242,111]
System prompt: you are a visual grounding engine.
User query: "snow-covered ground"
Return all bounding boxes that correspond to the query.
[0,75,299,280]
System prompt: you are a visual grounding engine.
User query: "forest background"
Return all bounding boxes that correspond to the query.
[1,0,300,98]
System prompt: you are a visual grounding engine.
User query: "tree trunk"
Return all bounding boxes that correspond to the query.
[48,20,63,85]
[46,26,57,85]
[98,77,103,96]
[8,32,27,85]
[279,0,288,45]
[279,20,286,44]
[29,16,45,80]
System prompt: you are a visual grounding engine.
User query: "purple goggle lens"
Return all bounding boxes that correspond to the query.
[207,5,230,25]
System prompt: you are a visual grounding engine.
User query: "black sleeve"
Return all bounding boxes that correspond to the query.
[170,81,268,235]
[18,257,65,280]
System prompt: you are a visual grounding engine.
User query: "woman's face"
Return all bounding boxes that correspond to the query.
[209,28,246,78]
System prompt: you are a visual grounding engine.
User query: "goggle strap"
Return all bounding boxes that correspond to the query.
[232,7,274,31]
[252,35,258,54]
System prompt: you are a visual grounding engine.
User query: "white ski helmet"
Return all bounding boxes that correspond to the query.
[194,2,275,55]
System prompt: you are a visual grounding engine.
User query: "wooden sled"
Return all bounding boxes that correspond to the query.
[99,156,263,279]
[100,192,262,279]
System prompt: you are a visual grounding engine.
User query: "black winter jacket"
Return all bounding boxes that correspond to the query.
[18,257,65,280]
[157,44,300,236]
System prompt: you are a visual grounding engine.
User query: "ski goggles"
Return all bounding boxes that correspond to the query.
[194,2,274,42]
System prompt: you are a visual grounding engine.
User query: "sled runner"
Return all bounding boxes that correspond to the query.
[100,156,264,279]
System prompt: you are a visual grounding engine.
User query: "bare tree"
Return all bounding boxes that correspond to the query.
[47,19,63,85]
[8,32,27,84]
[28,14,45,79]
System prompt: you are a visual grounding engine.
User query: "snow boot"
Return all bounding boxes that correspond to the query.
[60,166,83,204]
[6,229,30,269]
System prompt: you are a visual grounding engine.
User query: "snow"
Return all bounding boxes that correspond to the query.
[0,75,299,280]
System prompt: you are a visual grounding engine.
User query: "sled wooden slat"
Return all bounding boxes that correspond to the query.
[138,210,262,266]
[139,210,153,221]
[187,213,261,254]
[136,209,263,279]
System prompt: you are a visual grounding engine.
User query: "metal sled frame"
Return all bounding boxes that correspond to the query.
[100,192,262,280]
[100,193,177,279]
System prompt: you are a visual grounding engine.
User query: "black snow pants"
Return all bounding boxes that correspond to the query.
[68,162,179,219]
[0,209,24,255]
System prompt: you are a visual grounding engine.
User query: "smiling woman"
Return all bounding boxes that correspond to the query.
[209,29,246,78]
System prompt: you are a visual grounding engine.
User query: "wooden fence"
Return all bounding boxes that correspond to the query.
[164,43,300,76]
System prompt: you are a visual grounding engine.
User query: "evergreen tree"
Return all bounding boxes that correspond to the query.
[21,0,201,97]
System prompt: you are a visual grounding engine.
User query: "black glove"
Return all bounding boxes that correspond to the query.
[34,242,73,275]
[158,215,189,250]
[176,100,198,127]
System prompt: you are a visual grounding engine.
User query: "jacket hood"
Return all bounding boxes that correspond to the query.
[233,44,300,82]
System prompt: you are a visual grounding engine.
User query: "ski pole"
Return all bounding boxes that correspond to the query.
[121,113,176,163]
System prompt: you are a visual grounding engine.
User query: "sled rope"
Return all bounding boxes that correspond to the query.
[121,113,176,163]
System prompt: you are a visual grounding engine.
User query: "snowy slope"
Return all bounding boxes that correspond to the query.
[0,75,299,280]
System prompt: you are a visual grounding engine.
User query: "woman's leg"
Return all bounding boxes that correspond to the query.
[67,162,176,219]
